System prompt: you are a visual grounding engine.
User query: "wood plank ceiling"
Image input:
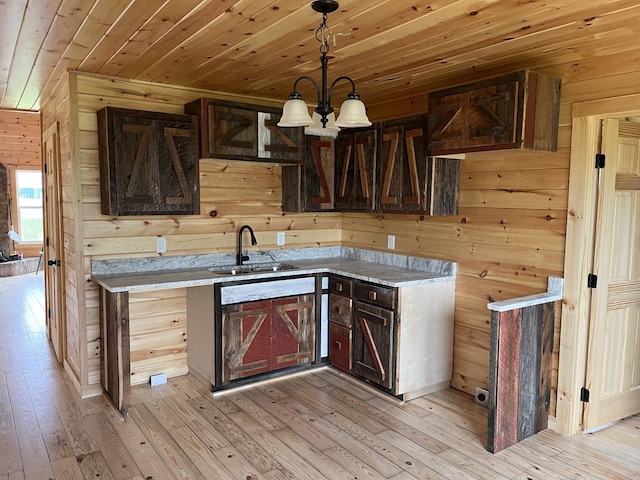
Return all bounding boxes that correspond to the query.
[2,0,640,112]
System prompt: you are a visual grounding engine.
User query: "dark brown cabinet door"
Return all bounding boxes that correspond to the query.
[282,136,335,212]
[98,107,200,216]
[378,114,429,213]
[335,128,377,211]
[221,295,315,385]
[353,301,394,389]
[184,98,304,163]
[428,70,561,155]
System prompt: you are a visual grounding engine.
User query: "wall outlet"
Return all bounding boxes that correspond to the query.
[475,387,489,406]
[150,373,167,386]
[156,236,167,253]
[277,231,286,246]
[387,235,395,250]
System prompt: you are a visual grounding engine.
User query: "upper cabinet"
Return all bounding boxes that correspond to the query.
[427,70,561,155]
[184,98,304,164]
[282,136,335,212]
[97,107,200,216]
[335,127,377,211]
[378,115,460,216]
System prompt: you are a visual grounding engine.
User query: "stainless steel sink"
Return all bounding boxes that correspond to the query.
[208,262,298,276]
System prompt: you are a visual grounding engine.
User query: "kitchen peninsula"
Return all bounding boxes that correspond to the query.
[93,247,456,414]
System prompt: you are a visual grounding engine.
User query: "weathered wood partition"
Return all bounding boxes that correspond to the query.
[487,277,562,453]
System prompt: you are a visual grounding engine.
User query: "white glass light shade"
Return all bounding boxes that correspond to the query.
[335,98,372,127]
[304,111,340,138]
[277,98,313,126]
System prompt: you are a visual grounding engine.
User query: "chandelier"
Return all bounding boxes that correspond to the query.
[277,0,371,138]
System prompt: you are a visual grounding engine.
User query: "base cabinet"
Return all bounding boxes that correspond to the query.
[330,276,455,400]
[221,295,315,385]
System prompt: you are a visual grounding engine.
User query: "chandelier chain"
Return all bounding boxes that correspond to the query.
[316,12,331,55]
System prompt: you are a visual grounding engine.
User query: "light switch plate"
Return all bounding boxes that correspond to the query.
[387,235,395,250]
[156,236,167,253]
[277,232,286,246]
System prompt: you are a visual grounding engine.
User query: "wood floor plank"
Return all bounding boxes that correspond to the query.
[98,396,176,480]
[75,451,116,480]
[168,426,234,479]
[50,456,85,480]
[84,412,142,479]
[0,432,21,476]
[4,372,54,479]
[160,395,230,450]
[323,411,447,480]
[188,396,283,474]
[128,403,205,479]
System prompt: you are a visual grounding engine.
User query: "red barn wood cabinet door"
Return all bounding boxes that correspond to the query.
[221,295,315,384]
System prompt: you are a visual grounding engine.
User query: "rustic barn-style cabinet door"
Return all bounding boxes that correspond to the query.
[353,301,395,389]
[335,128,377,211]
[428,70,561,155]
[378,114,429,213]
[184,98,304,163]
[97,107,200,216]
[282,136,335,212]
[221,295,315,385]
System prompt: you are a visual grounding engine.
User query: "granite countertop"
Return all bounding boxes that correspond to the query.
[93,257,455,293]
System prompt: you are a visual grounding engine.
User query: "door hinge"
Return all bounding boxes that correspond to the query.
[44,163,48,174]
[595,153,606,169]
[587,273,598,288]
[580,387,590,403]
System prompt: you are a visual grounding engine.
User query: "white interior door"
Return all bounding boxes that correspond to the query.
[42,122,65,363]
[583,118,640,429]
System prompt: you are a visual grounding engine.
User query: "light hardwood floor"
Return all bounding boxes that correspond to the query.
[0,272,639,479]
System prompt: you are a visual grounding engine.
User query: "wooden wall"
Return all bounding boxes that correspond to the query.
[41,73,343,395]
[40,44,640,409]
[0,110,42,258]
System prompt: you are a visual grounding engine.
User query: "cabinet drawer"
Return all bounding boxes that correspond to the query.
[328,294,352,327]
[329,276,353,297]
[355,282,396,310]
[329,323,352,373]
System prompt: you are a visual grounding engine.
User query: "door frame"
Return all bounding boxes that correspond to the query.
[557,93,640,435]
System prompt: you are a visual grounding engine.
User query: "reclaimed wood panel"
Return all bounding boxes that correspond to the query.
[487,302,555,453]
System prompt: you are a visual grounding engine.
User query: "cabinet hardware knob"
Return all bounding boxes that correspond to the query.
[368,291,377,300]
[334,341,341,350]
[335,306,342,314]
[336,283,343,292]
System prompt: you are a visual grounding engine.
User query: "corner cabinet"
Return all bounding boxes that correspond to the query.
[428,70,561,155]
[184,98,304,164]
[328,275,456,401]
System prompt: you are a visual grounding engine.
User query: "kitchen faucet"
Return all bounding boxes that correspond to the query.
[237,225,257,265]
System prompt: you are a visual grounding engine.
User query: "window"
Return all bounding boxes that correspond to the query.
[15,170,43,244]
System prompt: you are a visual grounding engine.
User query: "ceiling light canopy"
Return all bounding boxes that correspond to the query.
[278,0,371,137]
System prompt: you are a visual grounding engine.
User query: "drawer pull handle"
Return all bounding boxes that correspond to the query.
[335,306,343,315]
[334,341,342,350]
[368,291,377,301]
[336,283,343,292]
